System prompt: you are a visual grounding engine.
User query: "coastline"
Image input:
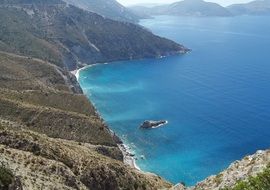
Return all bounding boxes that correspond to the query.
[70,52,189,80]
[71,65,141,171]
[70,51,189,172]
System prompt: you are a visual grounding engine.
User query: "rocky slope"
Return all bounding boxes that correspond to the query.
[0,123,171,190]
[0,51,172,190]
[0,0,188,70]
[172,149,270,190]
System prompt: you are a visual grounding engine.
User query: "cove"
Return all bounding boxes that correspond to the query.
[78,16,270,185]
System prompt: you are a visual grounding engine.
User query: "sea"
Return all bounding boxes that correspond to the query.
[78,16,270,186]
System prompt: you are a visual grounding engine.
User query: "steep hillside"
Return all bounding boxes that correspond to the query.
[227,0,270,15]
[63,0,141,23]
[0,0,188,70]
[0,124,172,190]
[0,51,115,146]
[130,0,232,17]
[0,51,171,190]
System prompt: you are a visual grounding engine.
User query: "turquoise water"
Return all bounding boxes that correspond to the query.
[78,16,270,185]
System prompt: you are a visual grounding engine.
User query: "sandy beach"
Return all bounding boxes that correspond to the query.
[70,69,78,76]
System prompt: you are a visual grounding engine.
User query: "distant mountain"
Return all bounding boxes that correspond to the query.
[0,0,188,70]
[129,6,154,19]
[227,0,270,15]
[130,0,232,17]
[62,0,141,23]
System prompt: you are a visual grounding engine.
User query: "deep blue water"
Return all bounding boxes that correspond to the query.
[78,16,270,186]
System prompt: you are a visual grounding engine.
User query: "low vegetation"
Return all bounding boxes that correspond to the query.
[0,165,14,189]
[0,52,115,146]
[223,165,270,190]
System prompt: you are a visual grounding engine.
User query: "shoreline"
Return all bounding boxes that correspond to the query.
[71,62,107,80]
[71,65,141,171]
[118,143,141,170]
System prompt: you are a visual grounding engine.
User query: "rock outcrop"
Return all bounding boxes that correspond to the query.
[140,120,168,129]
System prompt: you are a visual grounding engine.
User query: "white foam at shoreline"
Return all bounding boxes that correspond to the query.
[71,62,106,80]
[151,120,168,129]
[118,143,141,171]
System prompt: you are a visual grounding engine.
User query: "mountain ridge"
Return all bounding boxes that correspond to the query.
[227,0,270,15]
[62,0,141,23]
[130,0,232,17]
[0,0,188,71]
[130,0,270,17]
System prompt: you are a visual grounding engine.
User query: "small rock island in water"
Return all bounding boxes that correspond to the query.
[140,120,168,129]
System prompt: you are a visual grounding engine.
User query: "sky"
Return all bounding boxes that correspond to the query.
[117,0,253,6]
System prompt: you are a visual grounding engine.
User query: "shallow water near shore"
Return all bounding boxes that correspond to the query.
[78,16,270,185]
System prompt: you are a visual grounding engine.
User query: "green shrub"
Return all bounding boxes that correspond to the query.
[223,164,270,190]
[0,166,14,189]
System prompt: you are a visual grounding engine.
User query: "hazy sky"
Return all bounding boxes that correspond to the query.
[117,0,253,6]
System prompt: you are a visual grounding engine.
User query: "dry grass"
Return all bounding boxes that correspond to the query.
[0,124,171,190]
[0,52,115,146]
